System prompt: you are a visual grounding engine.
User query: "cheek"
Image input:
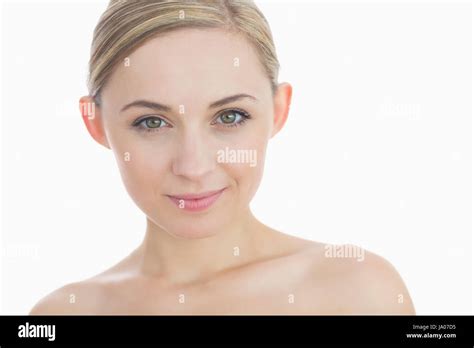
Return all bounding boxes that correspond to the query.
[109,137,170,210]
[219,132,269,203]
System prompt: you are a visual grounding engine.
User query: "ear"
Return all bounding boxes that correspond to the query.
[270,82,292,138]
[79,96,110,149]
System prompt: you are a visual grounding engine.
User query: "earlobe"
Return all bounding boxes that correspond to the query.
[79,96,110,149]
[271,82,292,138]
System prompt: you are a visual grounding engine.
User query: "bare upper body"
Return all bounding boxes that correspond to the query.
[29,228,415,315]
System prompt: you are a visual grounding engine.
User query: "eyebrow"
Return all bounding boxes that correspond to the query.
[120,93,258,113]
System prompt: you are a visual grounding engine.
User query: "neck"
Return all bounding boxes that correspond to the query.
[137,208,268,286]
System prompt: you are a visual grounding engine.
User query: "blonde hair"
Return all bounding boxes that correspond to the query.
[88,0,280,104]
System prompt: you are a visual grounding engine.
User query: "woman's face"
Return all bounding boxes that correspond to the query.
[83,28,290,239]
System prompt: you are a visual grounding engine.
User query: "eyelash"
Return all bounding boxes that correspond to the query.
[131,108,252,133]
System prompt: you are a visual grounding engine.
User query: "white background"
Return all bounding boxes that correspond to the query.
[1,0,472,315]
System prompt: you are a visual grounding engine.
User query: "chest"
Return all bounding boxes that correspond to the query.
[98,265,332,314]
[95,254,355,314]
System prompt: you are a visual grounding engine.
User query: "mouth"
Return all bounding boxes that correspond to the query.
[166,187,227,212]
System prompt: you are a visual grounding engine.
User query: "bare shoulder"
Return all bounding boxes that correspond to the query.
[29,279,104,315]
[29,249,142,315]
[301,243,416,314]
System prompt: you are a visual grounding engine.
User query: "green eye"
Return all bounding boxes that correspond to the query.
[215,109,251,127]
[220,111,238,124]
[132,116,169,131]
[145,118,162,128]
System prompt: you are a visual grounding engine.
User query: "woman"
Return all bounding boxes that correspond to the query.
[30,0,415,315]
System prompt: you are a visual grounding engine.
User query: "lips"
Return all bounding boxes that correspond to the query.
[166,188,227,212]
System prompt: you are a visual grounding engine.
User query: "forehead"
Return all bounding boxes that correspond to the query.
[103,28,270,108]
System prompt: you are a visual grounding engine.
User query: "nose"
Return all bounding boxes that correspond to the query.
[171,130,216,180]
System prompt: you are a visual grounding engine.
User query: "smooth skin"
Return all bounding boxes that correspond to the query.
[30,28,415,315]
